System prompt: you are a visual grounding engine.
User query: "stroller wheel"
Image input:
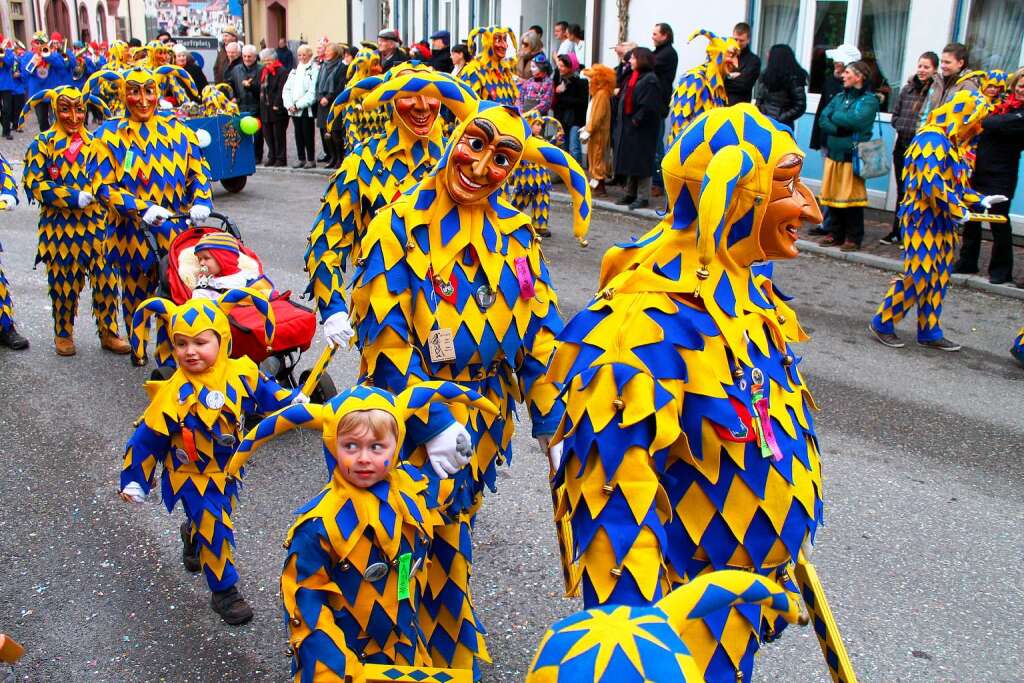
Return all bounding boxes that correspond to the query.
[149,365,176,382]
[259,355,283,381]
[312,372,337,402]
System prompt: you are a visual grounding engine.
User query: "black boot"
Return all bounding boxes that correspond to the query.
[0,325,29,350]
[210,586,254,625]
[180,521,200,573]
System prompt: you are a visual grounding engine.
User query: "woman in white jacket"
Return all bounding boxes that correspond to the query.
[283,44,320,168]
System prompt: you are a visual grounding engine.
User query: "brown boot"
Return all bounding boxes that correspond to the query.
[55,336,77,356]
[592,180,607,197]
[100,331,131,355]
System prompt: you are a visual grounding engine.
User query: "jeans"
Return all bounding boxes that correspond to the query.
[567,126,584,168]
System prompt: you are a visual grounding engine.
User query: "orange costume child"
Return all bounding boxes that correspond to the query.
[580,64,615,196]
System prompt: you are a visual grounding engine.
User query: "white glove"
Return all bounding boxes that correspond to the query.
[291,391,310,405]
[189,204,211,223]
[578,129,590,143]
[323,312,355,348]
[425,422,472,479]
[142,205,171,226]
[980,194,1008,209]
[0,193,16,210]
[547,441,564,470]
[120,481,147,503]
[77,191,94,209]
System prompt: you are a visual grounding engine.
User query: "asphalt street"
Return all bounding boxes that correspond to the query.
[1,168,1022,682]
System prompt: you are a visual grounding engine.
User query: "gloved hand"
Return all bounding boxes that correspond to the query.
[120,481,147,504]
[537,436,563,470]
[980,194,1008,209]
[578,129,591,143]
[77,191,94,209]
[323,312,355,348]
[0,194,16,210]
[291,391,310,405]
[142,205,171,226]
[425,422,472,479]
[189,204,211,223]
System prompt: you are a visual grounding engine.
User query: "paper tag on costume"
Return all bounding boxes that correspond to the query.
[397,552,412,601]
[204,390,226,410]
[65,135,83,162]
[514,257,535,299]
[428,328,456,363]
[125,150,135,171]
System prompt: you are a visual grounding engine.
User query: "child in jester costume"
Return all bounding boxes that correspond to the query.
[90,66,213,364]
[119,288,306,625]
[869,91,1007,352]
[504,110,564,239]
[306,65,473,348]
[0,153,28,350]
[349,101,591,675]
[667,29,740,144]
[20,85,129,357]
[335,47,388,153]
[224,382,498,682]
[546,104,827,682]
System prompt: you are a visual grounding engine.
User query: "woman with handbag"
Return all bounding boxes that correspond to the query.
[817,60,879,251]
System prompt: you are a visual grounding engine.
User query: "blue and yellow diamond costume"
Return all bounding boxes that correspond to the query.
[120,289,300,594]
[349,102,591,675]
[668,29,739,144]
[547,105,824,682]
[458,27,519,107]
[306,66,466,322]
[505,111,564,237]
[20,86,121,342]
[0,154,20,334]
[333,48,389,153]
[871,92,988,344]
[225,382,498,682]
[1011,327,1024,366]
[90,66,213,350]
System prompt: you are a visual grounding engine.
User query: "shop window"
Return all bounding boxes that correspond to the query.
[857,0,909,113]
[758,0,800,56]
[809,0,847,94]
[964,0,1024,72]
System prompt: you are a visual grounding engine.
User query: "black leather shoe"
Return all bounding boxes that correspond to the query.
[629,198,650,210]
[614,195,636,206]
[0,326,29,350]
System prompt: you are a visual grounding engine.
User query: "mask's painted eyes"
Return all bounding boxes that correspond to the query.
[467,136,484,152]
[493,153,510,167]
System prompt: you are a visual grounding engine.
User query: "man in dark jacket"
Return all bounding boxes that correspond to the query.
[314,42,346,167]
[428,30,454,73]
[650,23,677,196]
[377,30,409,73]
[724,22,760,104]
[213,27,240,83]
[228,44,263,163]
[276,38,295,71]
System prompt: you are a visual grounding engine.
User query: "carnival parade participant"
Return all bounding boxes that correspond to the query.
[579,63,615,197]
[21,32,69,130]
[307,65,466,348]
[338,47,387,152]
[119,289,305,625]
[458,26,519,106]
[546,104,825,681]
[506,109,563,237]
[224,382,498,681]
[20,85,128,357]
[89,66,213,364]
[348,101,591,675]
[869,91,1006,352]
[1012,327,1024,366]
[668,29,739,143]
[0,152,28,350]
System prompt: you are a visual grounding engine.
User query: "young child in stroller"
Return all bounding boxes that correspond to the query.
[184,232,274,300]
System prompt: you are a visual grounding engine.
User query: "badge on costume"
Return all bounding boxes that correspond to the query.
[427,327,456,363]
[474,284,496,310]
[48,165,60,180]
[204,390,226,410]
[428,267,458,304]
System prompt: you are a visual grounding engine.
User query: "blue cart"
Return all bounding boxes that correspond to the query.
[184,114,256,193]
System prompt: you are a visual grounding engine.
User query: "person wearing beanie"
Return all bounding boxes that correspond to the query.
[190,232,271,298]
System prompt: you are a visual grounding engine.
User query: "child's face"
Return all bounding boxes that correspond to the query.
[196,250,221,276]
[172,329,220,373]
[335,425,397,488]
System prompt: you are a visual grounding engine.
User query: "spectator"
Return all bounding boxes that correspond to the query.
[128,38,142,48]
[861,51,892,112]
[314,42,346,168]
[609,41,636,186]
[567,24,585,67]
[221,42,242,82]
[451,44,470,78]
[880,51,939,245]
[528,25,544,39]
[650,23,678,198]
[518,54,554,115]
[554,21,573,56]
[954,67,1024,285]
[581,63,615,196]
[276,38,295,71]
[377,29,408,72]
[173,44,208,99]
[753,44,807,129]
[516,31,545,80]
[725,22,760,104]
[921,43,979,121]
[614,47,662,210]
[156,31,172,45]
[228,44,263,163]
[817,60,879,252]
[283,44,319,168]
[258,46,289,167]
[214,27,239,83]
[554,53,588,166]
[428,30,454,73]
[408,41,431,62]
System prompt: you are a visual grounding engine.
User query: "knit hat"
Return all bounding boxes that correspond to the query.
[194,232,241,276]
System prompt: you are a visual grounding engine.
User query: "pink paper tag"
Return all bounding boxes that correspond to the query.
[514,257,535,299]
[754,398,784,462]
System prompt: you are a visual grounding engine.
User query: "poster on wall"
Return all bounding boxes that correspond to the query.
[144,0,241,40]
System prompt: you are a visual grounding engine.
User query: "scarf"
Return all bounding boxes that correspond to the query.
[260,59,283,82]
[992,93,1024,116]
[624,70,640,115]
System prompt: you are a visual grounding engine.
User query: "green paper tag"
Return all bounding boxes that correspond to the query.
[397,552,412,601]
[125,150,135,171]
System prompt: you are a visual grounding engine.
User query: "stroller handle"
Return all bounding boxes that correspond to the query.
[163,211,242,240]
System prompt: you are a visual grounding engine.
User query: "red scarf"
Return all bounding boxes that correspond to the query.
[624,70,640,115]
[260,59,283,82]
[992,93,1024,116]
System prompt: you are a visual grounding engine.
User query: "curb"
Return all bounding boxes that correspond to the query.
[552,190,1024,302]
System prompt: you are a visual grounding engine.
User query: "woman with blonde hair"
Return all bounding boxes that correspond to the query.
[283,44,320,168]
[516,30,545,79]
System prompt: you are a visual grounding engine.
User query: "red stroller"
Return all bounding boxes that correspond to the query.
[153,213,336,401]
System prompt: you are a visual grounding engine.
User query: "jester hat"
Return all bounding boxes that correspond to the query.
[958,69,1007,100]
[225,382,499,480]
[129,287,275,368]
[526,570,802,682]
[923,90,988,145]
[17,85,111,131]
[200,83,239,116]
[523,108,566,147]
[345,46,381,82]
[689,28,740,75]
[85,64,196,111]
[467,25,517,64]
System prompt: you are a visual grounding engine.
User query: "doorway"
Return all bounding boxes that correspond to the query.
[267,1,286,43]
[78,2,90,41]
[44,0,72,39]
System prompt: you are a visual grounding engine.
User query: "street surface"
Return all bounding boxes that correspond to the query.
[1,169,1022,682]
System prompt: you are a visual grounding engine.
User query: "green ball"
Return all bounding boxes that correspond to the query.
[239,116,261,135]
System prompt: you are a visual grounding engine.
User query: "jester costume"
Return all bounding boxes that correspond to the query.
[547,105,825,682]
[668,29,739,144]
[0,153,27,350]
[458,27,519,107]
[20,85,126,356]
[91,66,213,359]
[1012,327,1024,366]
[225,382,498,681]
[871,92,989,347]
[338,48,389,152]
[306,66,461,324]
[505,111,563,238]
[349,102,591,674]
[120,289,300,623]
[200,84,240,116]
